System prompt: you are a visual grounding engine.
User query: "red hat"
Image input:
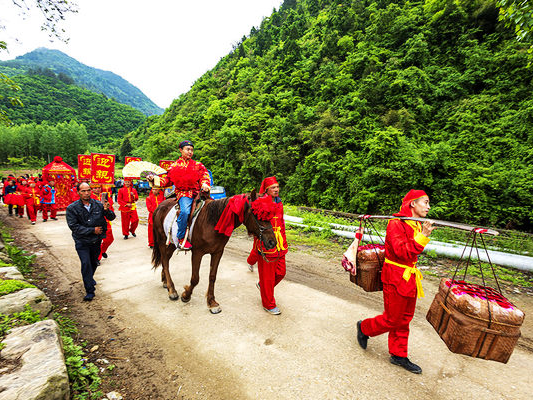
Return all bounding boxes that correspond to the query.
[53,156,63,163]
[124,177,134,181]
[394,189,428,217]
[259,176,278,195]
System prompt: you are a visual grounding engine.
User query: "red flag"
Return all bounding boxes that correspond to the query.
[125,156,142,165]
[78,155,92,180]
[159,160,173,171]
[91,153,115,184]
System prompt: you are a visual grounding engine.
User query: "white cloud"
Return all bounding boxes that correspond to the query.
[0,0,283,108]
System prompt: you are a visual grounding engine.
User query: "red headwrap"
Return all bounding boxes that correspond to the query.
[259,176,278,195]
[124,177,134,181]
[53,156,63,163]
[393,189,428,217]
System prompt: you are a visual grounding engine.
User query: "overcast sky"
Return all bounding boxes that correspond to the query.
[0,0,284,108]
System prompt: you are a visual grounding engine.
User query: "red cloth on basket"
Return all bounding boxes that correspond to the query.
[214,194,248,236]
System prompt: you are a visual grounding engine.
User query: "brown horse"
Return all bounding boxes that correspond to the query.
[151,190,277,313]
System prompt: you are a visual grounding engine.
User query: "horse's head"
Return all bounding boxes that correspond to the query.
[243,189,277,250]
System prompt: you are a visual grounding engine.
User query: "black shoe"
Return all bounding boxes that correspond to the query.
[83,293,95,301]
[43,219,47,222]
[124,235,128,240]
[356,320,368,350]
[149,246,153,249]
[390,355,422,374]
[102,253,108,258]
[51,217,58,220]
[131,232,136,237]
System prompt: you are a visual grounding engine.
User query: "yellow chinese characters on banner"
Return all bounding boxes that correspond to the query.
[125,156,142,165]
[159,160,173,171]
[78,155,92,180]
[91,153,115,184]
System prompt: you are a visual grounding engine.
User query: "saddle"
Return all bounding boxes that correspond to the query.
[165,191,210,248]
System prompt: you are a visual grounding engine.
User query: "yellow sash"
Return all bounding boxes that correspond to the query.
[385,258,424,298]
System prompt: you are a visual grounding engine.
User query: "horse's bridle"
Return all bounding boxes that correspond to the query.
[246,201,281,263]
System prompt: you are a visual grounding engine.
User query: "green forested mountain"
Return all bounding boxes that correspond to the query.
[126,0,533,230]
[0,71,146,146]
[0,48,163,116]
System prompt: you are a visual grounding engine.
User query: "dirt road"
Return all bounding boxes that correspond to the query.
[2,204,533,399]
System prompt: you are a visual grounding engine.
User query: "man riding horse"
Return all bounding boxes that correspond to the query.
[148,140,210,249]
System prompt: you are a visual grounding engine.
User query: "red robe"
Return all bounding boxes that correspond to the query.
[22,186,41,222]
[247,196,288,310]
[361,218,430,358]
[91,193,115,259]
[155,157,210,201]
[117,186,139,236]
[146,190,165,247]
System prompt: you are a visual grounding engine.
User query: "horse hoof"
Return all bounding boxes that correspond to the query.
[169,293,179,301]
[181,295,191,303]
[209,306,222,314]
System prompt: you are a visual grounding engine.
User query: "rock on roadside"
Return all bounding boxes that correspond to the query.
[0,319,70,400]
[0,266,24,280]
[0,288,52,316]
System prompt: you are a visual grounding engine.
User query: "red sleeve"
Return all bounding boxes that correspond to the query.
[146,195,155,213]
[385,220,427,262]
[133,189,139,201]
[117,187,127,207]
[198,162,210,187]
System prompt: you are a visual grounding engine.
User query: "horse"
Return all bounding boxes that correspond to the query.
[151,189,277,314]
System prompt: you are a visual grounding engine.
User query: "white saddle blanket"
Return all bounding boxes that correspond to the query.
[162,203,197,247]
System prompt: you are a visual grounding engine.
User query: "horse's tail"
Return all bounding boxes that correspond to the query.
[151,207,163,270]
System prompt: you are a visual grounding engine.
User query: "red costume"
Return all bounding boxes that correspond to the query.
[155,157,210,201]
[41,183,57,221]
[91,190,115,260]
[246,177,288,310]
[146,189,165,247]
[117,180,139,237]
[23,182,41,223]
[361,190,430,358]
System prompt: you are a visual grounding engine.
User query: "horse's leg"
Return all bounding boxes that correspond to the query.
[206,251,224,314]
[162,245,178,300]
[181,250,202,303]
[161,269,167,288]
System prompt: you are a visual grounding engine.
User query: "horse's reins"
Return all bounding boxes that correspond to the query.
[247,201,281,263]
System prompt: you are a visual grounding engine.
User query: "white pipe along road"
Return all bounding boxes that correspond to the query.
[284,215,533,272]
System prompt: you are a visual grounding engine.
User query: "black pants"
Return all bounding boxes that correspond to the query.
[75,240,102,295]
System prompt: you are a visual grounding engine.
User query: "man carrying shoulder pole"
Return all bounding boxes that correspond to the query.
[66,182,116,301]
[357,189,435,374]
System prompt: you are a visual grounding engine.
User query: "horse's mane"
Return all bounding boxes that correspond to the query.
[204,193,251,226]
[205,196,232,226]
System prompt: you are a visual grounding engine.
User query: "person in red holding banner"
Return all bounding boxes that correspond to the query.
[357,190,435,374]
[41,179,58,221]
[146,187,165,248]
[246,177,288,315]
[148,140,210,250]
[117,177,139,239]
[91,183,114,262]
[23,179,41,225]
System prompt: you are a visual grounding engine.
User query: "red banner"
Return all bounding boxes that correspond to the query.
[77,155,92,180]
[125,156,142,165]
[159,160,173,171]
[91,153,115,184]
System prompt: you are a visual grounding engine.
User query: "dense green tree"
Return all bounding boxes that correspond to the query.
[125,0,533,230]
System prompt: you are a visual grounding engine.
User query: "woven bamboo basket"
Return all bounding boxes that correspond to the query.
[426,278,524,363]
[349,244,385,292]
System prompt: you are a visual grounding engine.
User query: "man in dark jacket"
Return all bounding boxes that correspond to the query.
[66,182,116,301]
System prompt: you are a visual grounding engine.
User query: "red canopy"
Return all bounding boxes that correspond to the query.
[42,156,77,211]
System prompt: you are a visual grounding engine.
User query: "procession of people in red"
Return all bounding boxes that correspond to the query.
[1,150,437,374]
